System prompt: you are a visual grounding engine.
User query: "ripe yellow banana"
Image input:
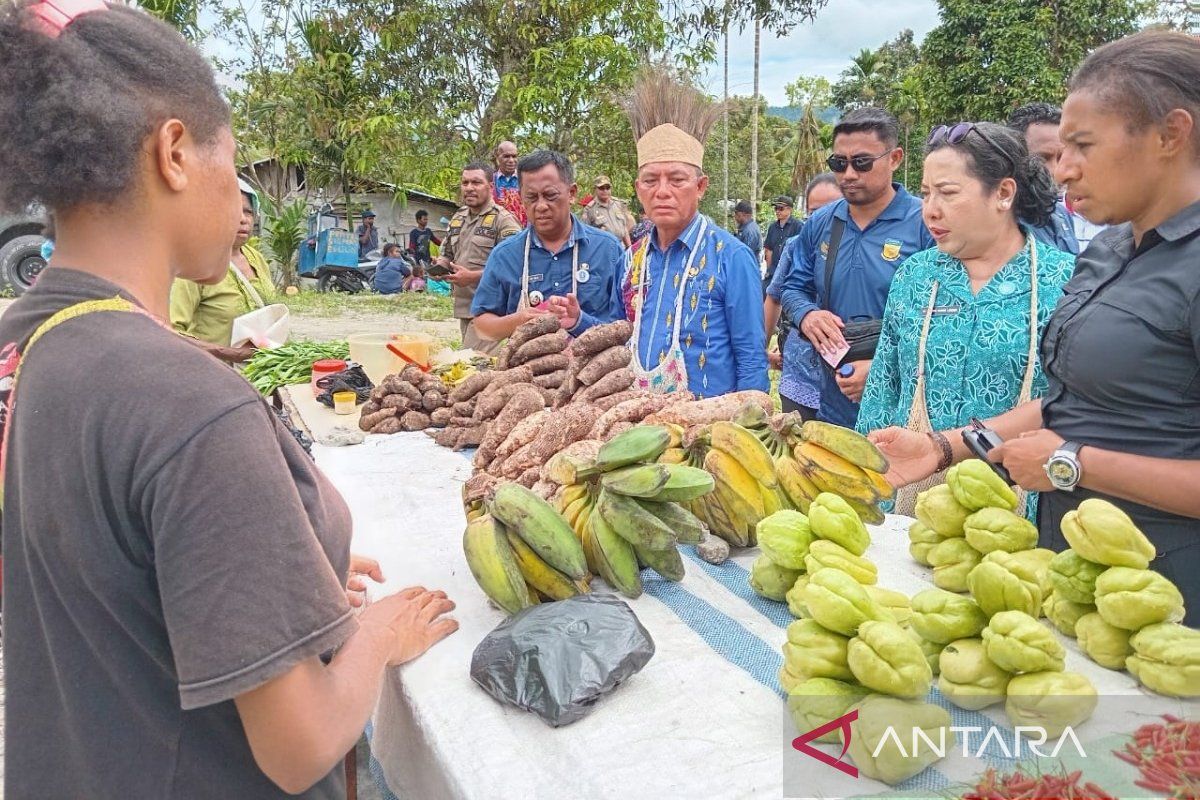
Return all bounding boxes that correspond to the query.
[657,446,688,465]
[557,482,589,514]
[793,441,880,505]
[710,421,778,489]
[774,456,819,513]
[800,420,889,473]
[562,491,592,535]
[462,514,533,615]
[704,448,766,518]
[843,496,887,526]
[862,469,896,501]
[663,423,686,449]
[706,481,753,547]
[504,528,586,601]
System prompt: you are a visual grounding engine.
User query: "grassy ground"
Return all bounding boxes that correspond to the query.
[280,290,454,321]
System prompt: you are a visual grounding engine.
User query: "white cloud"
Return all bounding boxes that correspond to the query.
[699,0,940,105]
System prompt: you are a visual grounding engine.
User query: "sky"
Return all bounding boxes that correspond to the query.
[697,0,941,106]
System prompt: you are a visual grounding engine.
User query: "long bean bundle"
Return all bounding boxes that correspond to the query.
[242,340,350,395]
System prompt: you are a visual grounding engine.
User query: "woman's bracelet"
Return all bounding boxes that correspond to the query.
[928,430,953,473]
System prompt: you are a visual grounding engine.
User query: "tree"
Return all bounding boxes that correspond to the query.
[135,0,203,39]
[784,75,832,111]
[830,31,919,112]
[919,0,1153,122]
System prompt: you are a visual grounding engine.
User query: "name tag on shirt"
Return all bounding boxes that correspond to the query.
[931,306,960,316]
[528,273,544,283]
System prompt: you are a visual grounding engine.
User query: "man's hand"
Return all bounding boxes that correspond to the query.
[991,429,1065,492]
[835,359,871,403]
[445,264,478,287]
[546,293,582,330]
[346,554,385,609]
[800,309,846,353]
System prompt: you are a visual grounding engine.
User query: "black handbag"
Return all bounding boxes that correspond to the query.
[821,217,881,368]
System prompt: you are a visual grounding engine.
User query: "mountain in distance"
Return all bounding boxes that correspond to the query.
[766,105,840,125]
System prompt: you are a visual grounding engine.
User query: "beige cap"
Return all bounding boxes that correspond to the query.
[636,123,705,169]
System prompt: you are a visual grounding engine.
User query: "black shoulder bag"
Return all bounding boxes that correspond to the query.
[820,217,882,368]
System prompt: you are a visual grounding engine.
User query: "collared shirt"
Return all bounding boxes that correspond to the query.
[356,223,379,259]
[764,215,802,274]
[779,183,935,427]
[581,198,634,241]
[472,215,625,335]
[856,238,1075,511]
[1025,200,1080,256]
[1039,199,1200,570]
[442,201,521,318]
[737,218,763,258]
[170,245,274,346]
[767,233,821,408]
[494,172,519,198]
[622,213,769,398]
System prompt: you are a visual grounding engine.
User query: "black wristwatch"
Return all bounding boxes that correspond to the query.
[1045,441,1084,492]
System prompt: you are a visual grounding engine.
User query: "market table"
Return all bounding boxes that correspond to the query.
[282,387,1195,800]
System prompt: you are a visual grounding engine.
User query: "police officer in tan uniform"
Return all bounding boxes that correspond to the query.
[435,161,521,353]
[580,175,635,247]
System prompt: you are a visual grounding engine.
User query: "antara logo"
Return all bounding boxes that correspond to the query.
[791,709,859,778]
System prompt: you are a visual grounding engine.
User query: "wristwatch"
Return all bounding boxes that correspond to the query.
[1045,441,1084,492]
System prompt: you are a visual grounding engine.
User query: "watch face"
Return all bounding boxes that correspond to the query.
[1047,458,1078,486]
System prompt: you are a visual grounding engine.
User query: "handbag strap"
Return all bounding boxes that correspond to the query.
[230,261,266,310]
[821,216,847,311]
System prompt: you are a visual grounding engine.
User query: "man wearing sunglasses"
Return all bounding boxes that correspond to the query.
[764,195,801,287]
[779,107,935,428]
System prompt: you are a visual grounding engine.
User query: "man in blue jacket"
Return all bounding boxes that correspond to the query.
[780,107,935,428]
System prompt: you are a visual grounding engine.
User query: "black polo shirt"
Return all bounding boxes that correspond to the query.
[1039,199,1200,615]
[764,215,802,276]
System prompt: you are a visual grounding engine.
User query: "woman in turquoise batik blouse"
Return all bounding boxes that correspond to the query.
[856,122,1075,518]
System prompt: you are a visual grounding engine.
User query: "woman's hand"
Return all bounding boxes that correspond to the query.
[346,553,385,608]
[360,586,459,666]
[991,429,1063,492]
[868,427,940,487]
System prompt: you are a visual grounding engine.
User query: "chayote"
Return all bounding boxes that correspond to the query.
[1127,623,1200,697]
[808,493,870,556]
[1048,550,1106,604]
[909,628,943,675]
[1074,612,1132,670]
[786,678,872,743]
[915,484,971,538]
[982,611,1065,673]
[1043,590,1095,638]
[928,538,983,593]
[749,554,803,602]
[937,638,1011,710]
[908,521,949,566]
[848,620,934,698]
[867,586,912,626]
[783,618,855,683]
[757,510,814,570]
[967,551,1044,618]
[1005,671,1098,738]
[846,696,954,786]
[1006,548,1057,599]
[1094,567,1184,631]
[805,539,878,585]
[805,567,888,636]
[785,575,811,619]
[947,459,1017,512]
[963,507,1038,554]
[1061,498,1156,569]
[910,588,988,644]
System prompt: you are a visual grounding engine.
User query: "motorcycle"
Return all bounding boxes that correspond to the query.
[315,251,378,294]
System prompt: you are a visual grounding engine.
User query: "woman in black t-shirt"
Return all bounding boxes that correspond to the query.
[871,30,1200,621]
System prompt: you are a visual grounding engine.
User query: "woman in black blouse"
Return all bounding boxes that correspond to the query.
[873,30,1200,618]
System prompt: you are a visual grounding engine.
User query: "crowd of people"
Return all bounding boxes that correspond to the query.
[0,0,1198,794]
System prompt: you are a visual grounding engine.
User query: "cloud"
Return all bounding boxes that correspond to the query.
[699,0,940,105]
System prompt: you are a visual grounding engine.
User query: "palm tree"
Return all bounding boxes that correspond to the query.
[790,104,825,199]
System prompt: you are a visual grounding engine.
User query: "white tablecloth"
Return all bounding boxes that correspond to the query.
[296,402,1191,800]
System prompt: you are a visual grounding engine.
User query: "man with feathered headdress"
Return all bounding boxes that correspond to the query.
[621,69,769,398]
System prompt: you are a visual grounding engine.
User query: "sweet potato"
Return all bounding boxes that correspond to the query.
[447,370,498,404]
[473,387,544,467]
[510,329,569,366]
[452,399,476,417]
[577,345,632,385]
[554,378,576,408]
[361,399,382,416]
[399,365,426,385]
[593,389,644,411]
[538,437,603,483]
[399,411,432,431]
[382,394,412,411]
[516,467,541,488]
[578,368,634,403]
[588,393,677,439]
[505,402,602,475]
[495,341,512,370]
[524,352,570,376]
[494,409,551,461]
[568,353,592,377]
[533,370,566,389]
[463,472,498,503]
[478,365,534,396]
[603,421,635,440]
[507,314,561,354]
[422,390,445,412]
[454,423,488,451]
[537,386,558,407]
[474,381,536,421]
[430,407,452,426]
[359,407,397,431]
[417,377,445,395]
[386,379,422,403]
[644,390,775,427]
[431,426,460,447]
[531,480,558,501]
[372,417,405,435]
[449,415,477,427]
[571,319,632,358]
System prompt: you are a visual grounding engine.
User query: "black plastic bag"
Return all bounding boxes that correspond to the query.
[469,594,655,727]
[315,364,374,407]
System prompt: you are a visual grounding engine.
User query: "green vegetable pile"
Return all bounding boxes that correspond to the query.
[242,340,350,395]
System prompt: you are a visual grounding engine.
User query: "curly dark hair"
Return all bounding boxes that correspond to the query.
[925,122,1058,228]
[0,1,230,215]
[1006,102,1062,134]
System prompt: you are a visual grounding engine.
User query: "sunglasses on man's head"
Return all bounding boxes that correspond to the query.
[928,122,1017,173]
[826,151,892,173]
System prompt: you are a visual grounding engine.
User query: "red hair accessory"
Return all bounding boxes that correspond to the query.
[28,0,107,37]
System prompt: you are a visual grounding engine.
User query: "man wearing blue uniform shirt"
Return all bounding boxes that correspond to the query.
[472,150,625,341]
[780,107,935,428]
[621,69,768,399]
[733,200,762,260]
[1007,102,1080,255]
[493,141,520,198]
